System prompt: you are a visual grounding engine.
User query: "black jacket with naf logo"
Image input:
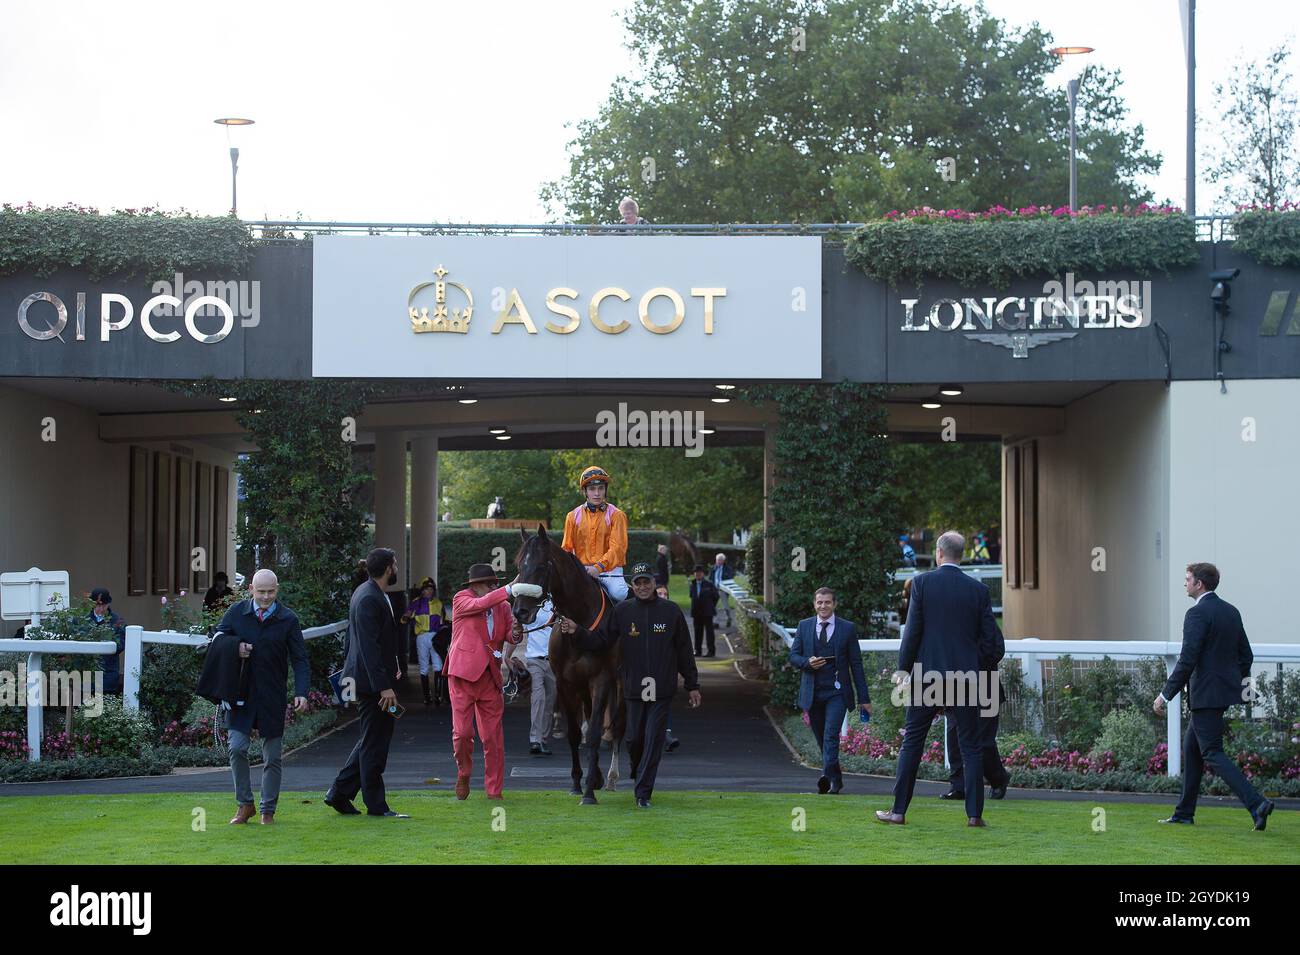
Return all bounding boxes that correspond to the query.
[579,594,699,700]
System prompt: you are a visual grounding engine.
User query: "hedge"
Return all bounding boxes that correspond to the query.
[0,752,176,783]
[1231,206,1300,268]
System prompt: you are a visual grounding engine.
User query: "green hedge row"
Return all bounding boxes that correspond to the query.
[0,205,253,281]
[1232,207,1300,268]
[845,213,1199,289]
[0,751,176,783]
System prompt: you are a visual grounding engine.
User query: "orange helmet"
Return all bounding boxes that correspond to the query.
[579,466,611,490]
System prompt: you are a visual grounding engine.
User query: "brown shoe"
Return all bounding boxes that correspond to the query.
[229,804,256,825]
[260,812,275,825]
[455,776,470,800]
[874,810,905,825]
[968,817,987,828]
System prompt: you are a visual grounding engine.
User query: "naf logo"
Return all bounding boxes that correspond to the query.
[653,623,668,633]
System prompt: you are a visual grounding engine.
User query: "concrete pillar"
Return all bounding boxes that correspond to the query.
[373,431,408,592]
[410,434,438,589]
[763,423,777,606]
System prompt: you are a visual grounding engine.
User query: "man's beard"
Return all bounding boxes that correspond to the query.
[387,568,397,586]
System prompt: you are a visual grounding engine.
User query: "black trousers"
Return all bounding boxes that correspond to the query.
[947,710,1009,791]
[626,697,673,800]
[1174,707,1265,820]
[807,688,847,782]
[893,704,984,820]
[330,693,396,814]
[692,614,716,654]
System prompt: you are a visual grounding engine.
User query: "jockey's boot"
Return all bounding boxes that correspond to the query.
[420,675,432,705]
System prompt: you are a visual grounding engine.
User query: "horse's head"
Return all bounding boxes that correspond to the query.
[513,524,553,625]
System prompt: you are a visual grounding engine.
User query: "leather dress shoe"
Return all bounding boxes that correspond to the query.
[1158,815,1194,824]
[874,810,905,825]
[530,742,542,755]
[229,804,256,825]
[369,810,410,818]
[817,775,830,794]
[939,789,965,800]
[990,779,1009,800]
[829,781,843,794]
[323,791,360,815]
[666,734,680,752]
[538,741,552,755]
[260,812,274,825]
[1253,800,1275,831]
[455,776,470,800]
[967,817,987,828]
[636,797,652,809]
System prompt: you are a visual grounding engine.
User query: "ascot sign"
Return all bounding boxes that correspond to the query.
[312,235,822,378]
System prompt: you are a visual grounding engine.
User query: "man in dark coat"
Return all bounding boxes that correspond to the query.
[88,588,127,694]
[213,569,309,825]
[1155,562,1274,829]
[326,547,408,818]
[561,562,701,808]
[688,564,719,657]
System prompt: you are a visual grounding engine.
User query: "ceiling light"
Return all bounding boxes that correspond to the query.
[939,385,964,397]
[458,398,478,404]
[711,397,730,403]
[219,396,237,403]
[488,428,507,435]
[495,434,512,441]
[700,428,715,435]
[921,402,941,410]
[714,383,736,391]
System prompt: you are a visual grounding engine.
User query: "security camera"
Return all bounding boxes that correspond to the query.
[1209,268,1240,282]
[1210,282,1230,303]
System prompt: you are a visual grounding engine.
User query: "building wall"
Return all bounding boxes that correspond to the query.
[1167,379,1299,646]
[1002,381,1170,642]
[0,381,237,634]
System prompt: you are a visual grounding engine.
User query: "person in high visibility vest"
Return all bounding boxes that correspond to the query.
[561,465,629,601]
[971,534,991,564]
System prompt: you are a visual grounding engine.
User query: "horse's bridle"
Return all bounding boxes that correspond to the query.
[517,548,608,634]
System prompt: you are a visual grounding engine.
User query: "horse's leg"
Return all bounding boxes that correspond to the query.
[560,687,583,796]
[606,692,626,791]
[581,682,607,805]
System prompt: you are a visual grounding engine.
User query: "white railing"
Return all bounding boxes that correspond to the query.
[0,637,119,761]
[894,564,1003,615]
[122,620,348,713]
[0,620,347,762]
[762,625,1300,779]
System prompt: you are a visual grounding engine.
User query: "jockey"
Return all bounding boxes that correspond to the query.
[561,465,629,601]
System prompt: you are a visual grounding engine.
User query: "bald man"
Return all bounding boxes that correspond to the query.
[214,569,309,824]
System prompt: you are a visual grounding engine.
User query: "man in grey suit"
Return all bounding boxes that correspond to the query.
[1155,562,1274,830]
[877,531,1003,827]
[325,547,409,819]
[788,587,872,794]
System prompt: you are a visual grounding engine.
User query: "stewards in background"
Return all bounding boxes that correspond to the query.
[654,544,671,595]
[203,571,235,611]
[213,569,309,825]
[88,588,127,695]
[563,562,700,808]
[1155,563,1274,830]
[788,587,871,794]
[689,563,719,657]
[506,596,558,756]
[326,547,408,819]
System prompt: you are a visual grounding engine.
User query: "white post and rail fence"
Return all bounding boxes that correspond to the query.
[720,575,1300,779]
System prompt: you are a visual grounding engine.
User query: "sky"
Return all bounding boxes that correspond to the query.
[0,0,1295,223]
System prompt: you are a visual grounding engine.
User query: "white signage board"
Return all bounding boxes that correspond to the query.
[0,567,70,621]
[312,235,821,378]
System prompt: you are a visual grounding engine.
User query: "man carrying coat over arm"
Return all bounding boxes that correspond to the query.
[213,569,309,825]
[789,586,872,794]
[558,562,701,808]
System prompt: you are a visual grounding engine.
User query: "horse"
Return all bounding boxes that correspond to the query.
[511,525,625,805]
[668,529,699,575]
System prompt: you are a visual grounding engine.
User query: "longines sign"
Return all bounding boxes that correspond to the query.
[311,235,822,378]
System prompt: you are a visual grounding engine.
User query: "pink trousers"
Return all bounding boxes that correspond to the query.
[449,669,505,797]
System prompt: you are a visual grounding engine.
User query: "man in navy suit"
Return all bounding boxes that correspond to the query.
[789,587,872,794]
[1155,562,1274,830]
[877,531,1003,827]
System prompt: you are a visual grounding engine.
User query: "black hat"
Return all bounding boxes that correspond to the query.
[630,562,654,582]
[693,563,706,572]
[90,587,112,604]
[462,563,502,587]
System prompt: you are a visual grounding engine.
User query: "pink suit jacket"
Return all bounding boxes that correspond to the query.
[448,586,519,686]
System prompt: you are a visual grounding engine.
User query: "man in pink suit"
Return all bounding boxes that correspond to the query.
[447,563,543,800]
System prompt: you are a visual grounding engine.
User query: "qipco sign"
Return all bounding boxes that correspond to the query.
[17,291,235,344]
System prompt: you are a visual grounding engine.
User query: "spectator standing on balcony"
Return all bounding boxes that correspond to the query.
[617,197,648,226]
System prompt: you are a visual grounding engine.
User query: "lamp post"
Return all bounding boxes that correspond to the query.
[213,117,255,216]
[1049,47,1094,211]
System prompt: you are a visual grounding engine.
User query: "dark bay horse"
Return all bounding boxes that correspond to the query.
[512,526,624,805]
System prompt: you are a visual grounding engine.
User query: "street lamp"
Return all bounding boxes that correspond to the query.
[1049,46,1094,211]
[213,117,255,216]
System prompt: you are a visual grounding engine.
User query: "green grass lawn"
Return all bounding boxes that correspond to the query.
[0,789,1292,864]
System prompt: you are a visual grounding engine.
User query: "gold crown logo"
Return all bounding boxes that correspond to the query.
[409,265,474,334]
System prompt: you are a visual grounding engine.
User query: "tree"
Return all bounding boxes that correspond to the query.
[439,449,565,524]
[541,0,1159,222]
[1205,44,1300,209]
[891,441,1001,541]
